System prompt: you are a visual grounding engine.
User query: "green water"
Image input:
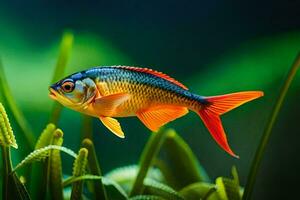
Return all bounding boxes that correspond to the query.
[1,1,300,199]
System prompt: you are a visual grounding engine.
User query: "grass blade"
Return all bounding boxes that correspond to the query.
[179,182,217,200]
[105,165,164,195]
[216,176,241,200]
[0,103,18,149]
[1,146,31,200]
[63,175,130,199]
[63,175,102,187]
[82,138,108,200]
[0,60,35,149]
[63,174,130,200]
[35,123,56,149]
[158,129,209,190]
[130,129,170,196]
[129,195,166,200]
[49,129,64,200]
[0,103,30,199]
[243,53,300,200]
[143,178,184,200]
[49,31,74,124]
[13,145,77,172]
[30,123,55,199]
[81,116,93,140]
[1,146,13,200]
[71,148,88,200]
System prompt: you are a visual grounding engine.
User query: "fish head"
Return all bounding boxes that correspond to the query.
[49,72,97,110]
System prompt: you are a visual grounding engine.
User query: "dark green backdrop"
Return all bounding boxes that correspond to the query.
[0,0,300,199]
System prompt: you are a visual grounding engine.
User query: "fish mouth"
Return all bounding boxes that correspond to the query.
[49,88,58,100]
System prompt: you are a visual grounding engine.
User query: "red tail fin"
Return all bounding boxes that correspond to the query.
[197,91,263,158]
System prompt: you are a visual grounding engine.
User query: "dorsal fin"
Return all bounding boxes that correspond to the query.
[115,66,188,90]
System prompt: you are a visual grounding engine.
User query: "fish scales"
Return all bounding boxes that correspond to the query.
[86,67,197,116]
[50,65,263,157]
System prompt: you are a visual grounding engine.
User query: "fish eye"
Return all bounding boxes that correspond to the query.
[61,81,75,93]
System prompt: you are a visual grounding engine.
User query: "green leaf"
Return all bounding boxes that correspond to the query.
[30,123,56,200]
[179,182,218,200]
[216,177,240,200]
[102,177,129,200]
[105,165,138,192]
[5,172,31,200]
[35,123,56,149]
[129,195,166,200]
[1,146,31,200]
[0,60,35,150]
[71,148,88,200]
[50,31,74,84]
[105,165,164,194]
[130,129,169,196]
[0,107,30,200]
[81,138,108,200]
[231,166,240,187]
[0,103,18,148]
[49,129,64,200]
[243,53,300,200]
[63,175,103,187]
[80,115,93,140]
[143,178,184,200]
[215,167,241,200]
[9,173,31,200]
[49,31,74,124]
[63,175,128,200]
[13,145,77,172]
[158,129,209,190]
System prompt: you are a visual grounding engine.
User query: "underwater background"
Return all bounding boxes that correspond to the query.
[0,0,300,199]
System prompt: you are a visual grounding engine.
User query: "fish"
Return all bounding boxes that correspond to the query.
[49,66,263,157]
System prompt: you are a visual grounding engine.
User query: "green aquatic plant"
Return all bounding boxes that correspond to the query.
[0,103,18,149]
[31,123,57,199]
[0,60,35,150]
[71,148,88,200]
[49,31,74,124]
[0,102,30,200]
[130,129,168,196]
[243,53,300,200]
[142,178,184,200]
[0,31,298,199]
[82,138,108,200]
[157,129,210,189]
[0,96,247,199]
[215,167,241,200]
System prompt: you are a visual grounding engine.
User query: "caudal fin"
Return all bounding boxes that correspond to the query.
[197,91,264,158]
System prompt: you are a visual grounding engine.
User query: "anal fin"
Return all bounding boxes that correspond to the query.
[137,105,188,132]
[99,116,125,138]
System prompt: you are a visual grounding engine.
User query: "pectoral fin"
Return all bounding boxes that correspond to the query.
[137,105,188,132]
[99,116,125,138]
[94,93,130,116]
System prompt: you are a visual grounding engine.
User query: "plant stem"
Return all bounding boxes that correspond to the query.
[71,148,88,200]
[1,146,13,200]
[49,129,64,200]
[49,31,74,124]
[82,138,108,200]
[243,53,300,200]
[130,129,170,197]
[0,60,35,149]
[81,115,93,141]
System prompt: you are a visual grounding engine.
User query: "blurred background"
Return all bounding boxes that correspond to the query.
[0,0,300,199]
